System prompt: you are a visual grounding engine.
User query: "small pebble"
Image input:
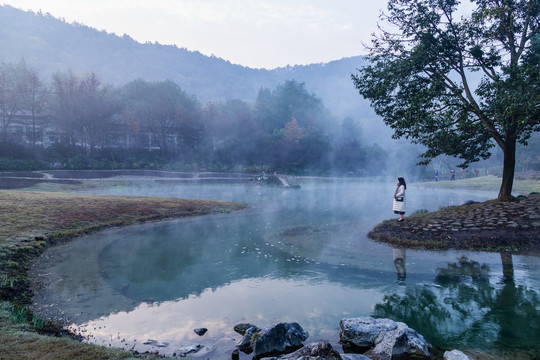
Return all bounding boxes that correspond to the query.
[194,328,208,336]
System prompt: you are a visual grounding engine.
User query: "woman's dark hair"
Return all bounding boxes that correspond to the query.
[398,177,407,189]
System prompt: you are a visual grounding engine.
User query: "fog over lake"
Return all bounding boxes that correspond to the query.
[30,180,540,359]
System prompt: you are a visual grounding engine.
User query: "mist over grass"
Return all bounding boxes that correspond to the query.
[0,189,249,359]
[416,175,540,196]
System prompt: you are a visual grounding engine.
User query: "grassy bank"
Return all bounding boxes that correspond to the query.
[0,190,249,360]
[415,175,540,195]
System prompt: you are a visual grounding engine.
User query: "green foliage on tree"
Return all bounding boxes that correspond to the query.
[353,0,540,199]
[254,81,332,173]
[120,79,201,159]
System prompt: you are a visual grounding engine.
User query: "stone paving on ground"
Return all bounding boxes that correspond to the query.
[403,194,540,232]
[369,193,540,251]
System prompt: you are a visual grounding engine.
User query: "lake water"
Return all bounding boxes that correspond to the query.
[30,179,540,359]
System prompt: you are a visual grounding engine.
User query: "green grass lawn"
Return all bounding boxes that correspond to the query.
[415,175,540,195]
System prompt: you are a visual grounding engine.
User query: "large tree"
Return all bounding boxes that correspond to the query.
[77,72,118,154]
[121,79,201,159]
[50,70,79,157]
[353,0,539,199]
[0,61,27,141]
[19,63,49,150]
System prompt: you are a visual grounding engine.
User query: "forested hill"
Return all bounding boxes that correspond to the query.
[0,5,370,118]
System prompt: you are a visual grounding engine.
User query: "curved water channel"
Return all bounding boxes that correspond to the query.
[30,179,540,359]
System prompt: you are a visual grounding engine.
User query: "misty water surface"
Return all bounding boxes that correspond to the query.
[30,179,540,359]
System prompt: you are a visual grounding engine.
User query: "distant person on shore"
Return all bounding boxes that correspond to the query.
[393,177,406,222]
[474,169,479,177]
[435,170,439,182]
[450,169,456,180]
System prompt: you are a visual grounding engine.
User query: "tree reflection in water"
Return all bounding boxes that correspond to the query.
[375,255,540,358]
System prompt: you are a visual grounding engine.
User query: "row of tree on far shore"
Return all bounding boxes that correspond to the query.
[0,59,392,176]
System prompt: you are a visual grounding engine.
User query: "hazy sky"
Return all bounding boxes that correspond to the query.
[2,0,389,69]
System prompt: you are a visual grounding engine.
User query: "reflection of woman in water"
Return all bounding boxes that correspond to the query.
[393,248,406,281]
[393,177,406,221]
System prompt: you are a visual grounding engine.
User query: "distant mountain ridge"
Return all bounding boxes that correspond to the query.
[0,5,371,119]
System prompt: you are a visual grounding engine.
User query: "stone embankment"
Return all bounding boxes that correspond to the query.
[369,193,540,251]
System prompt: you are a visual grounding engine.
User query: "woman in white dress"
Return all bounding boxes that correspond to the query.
[393,177,406,221]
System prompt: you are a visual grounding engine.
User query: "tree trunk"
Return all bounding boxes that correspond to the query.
[500,252,514,282]
[498,138,516,200]
[31,116,36,151]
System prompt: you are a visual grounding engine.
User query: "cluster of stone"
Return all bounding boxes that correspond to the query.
[230,317,473,360]
[400,194,540,234]
[234,322,309,359]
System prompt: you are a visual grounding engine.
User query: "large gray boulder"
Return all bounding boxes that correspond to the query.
[340,317,398,351]
[252,322,309,359]
[341,354,373,360]
[367,322,431,360]
[237,325,262,353]
[260,341,342,360]
[340,317,431,360]
[444,350,470,360]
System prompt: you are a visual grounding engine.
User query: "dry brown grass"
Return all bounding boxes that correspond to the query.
[0,320,155,360]
[0,190,247,246]
[0,190,249,360]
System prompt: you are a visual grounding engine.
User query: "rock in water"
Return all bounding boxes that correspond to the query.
[142,339,169,347]
[262,341,342,360]
[369,322,431,359]
[252,322,309,359]
[174,344,203,357]
[194,327,208,336]
[234,323,258,335]
[237,325,261,353]
[340,317,397,351]
[444,349,471,360]
[341,354,373,360]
